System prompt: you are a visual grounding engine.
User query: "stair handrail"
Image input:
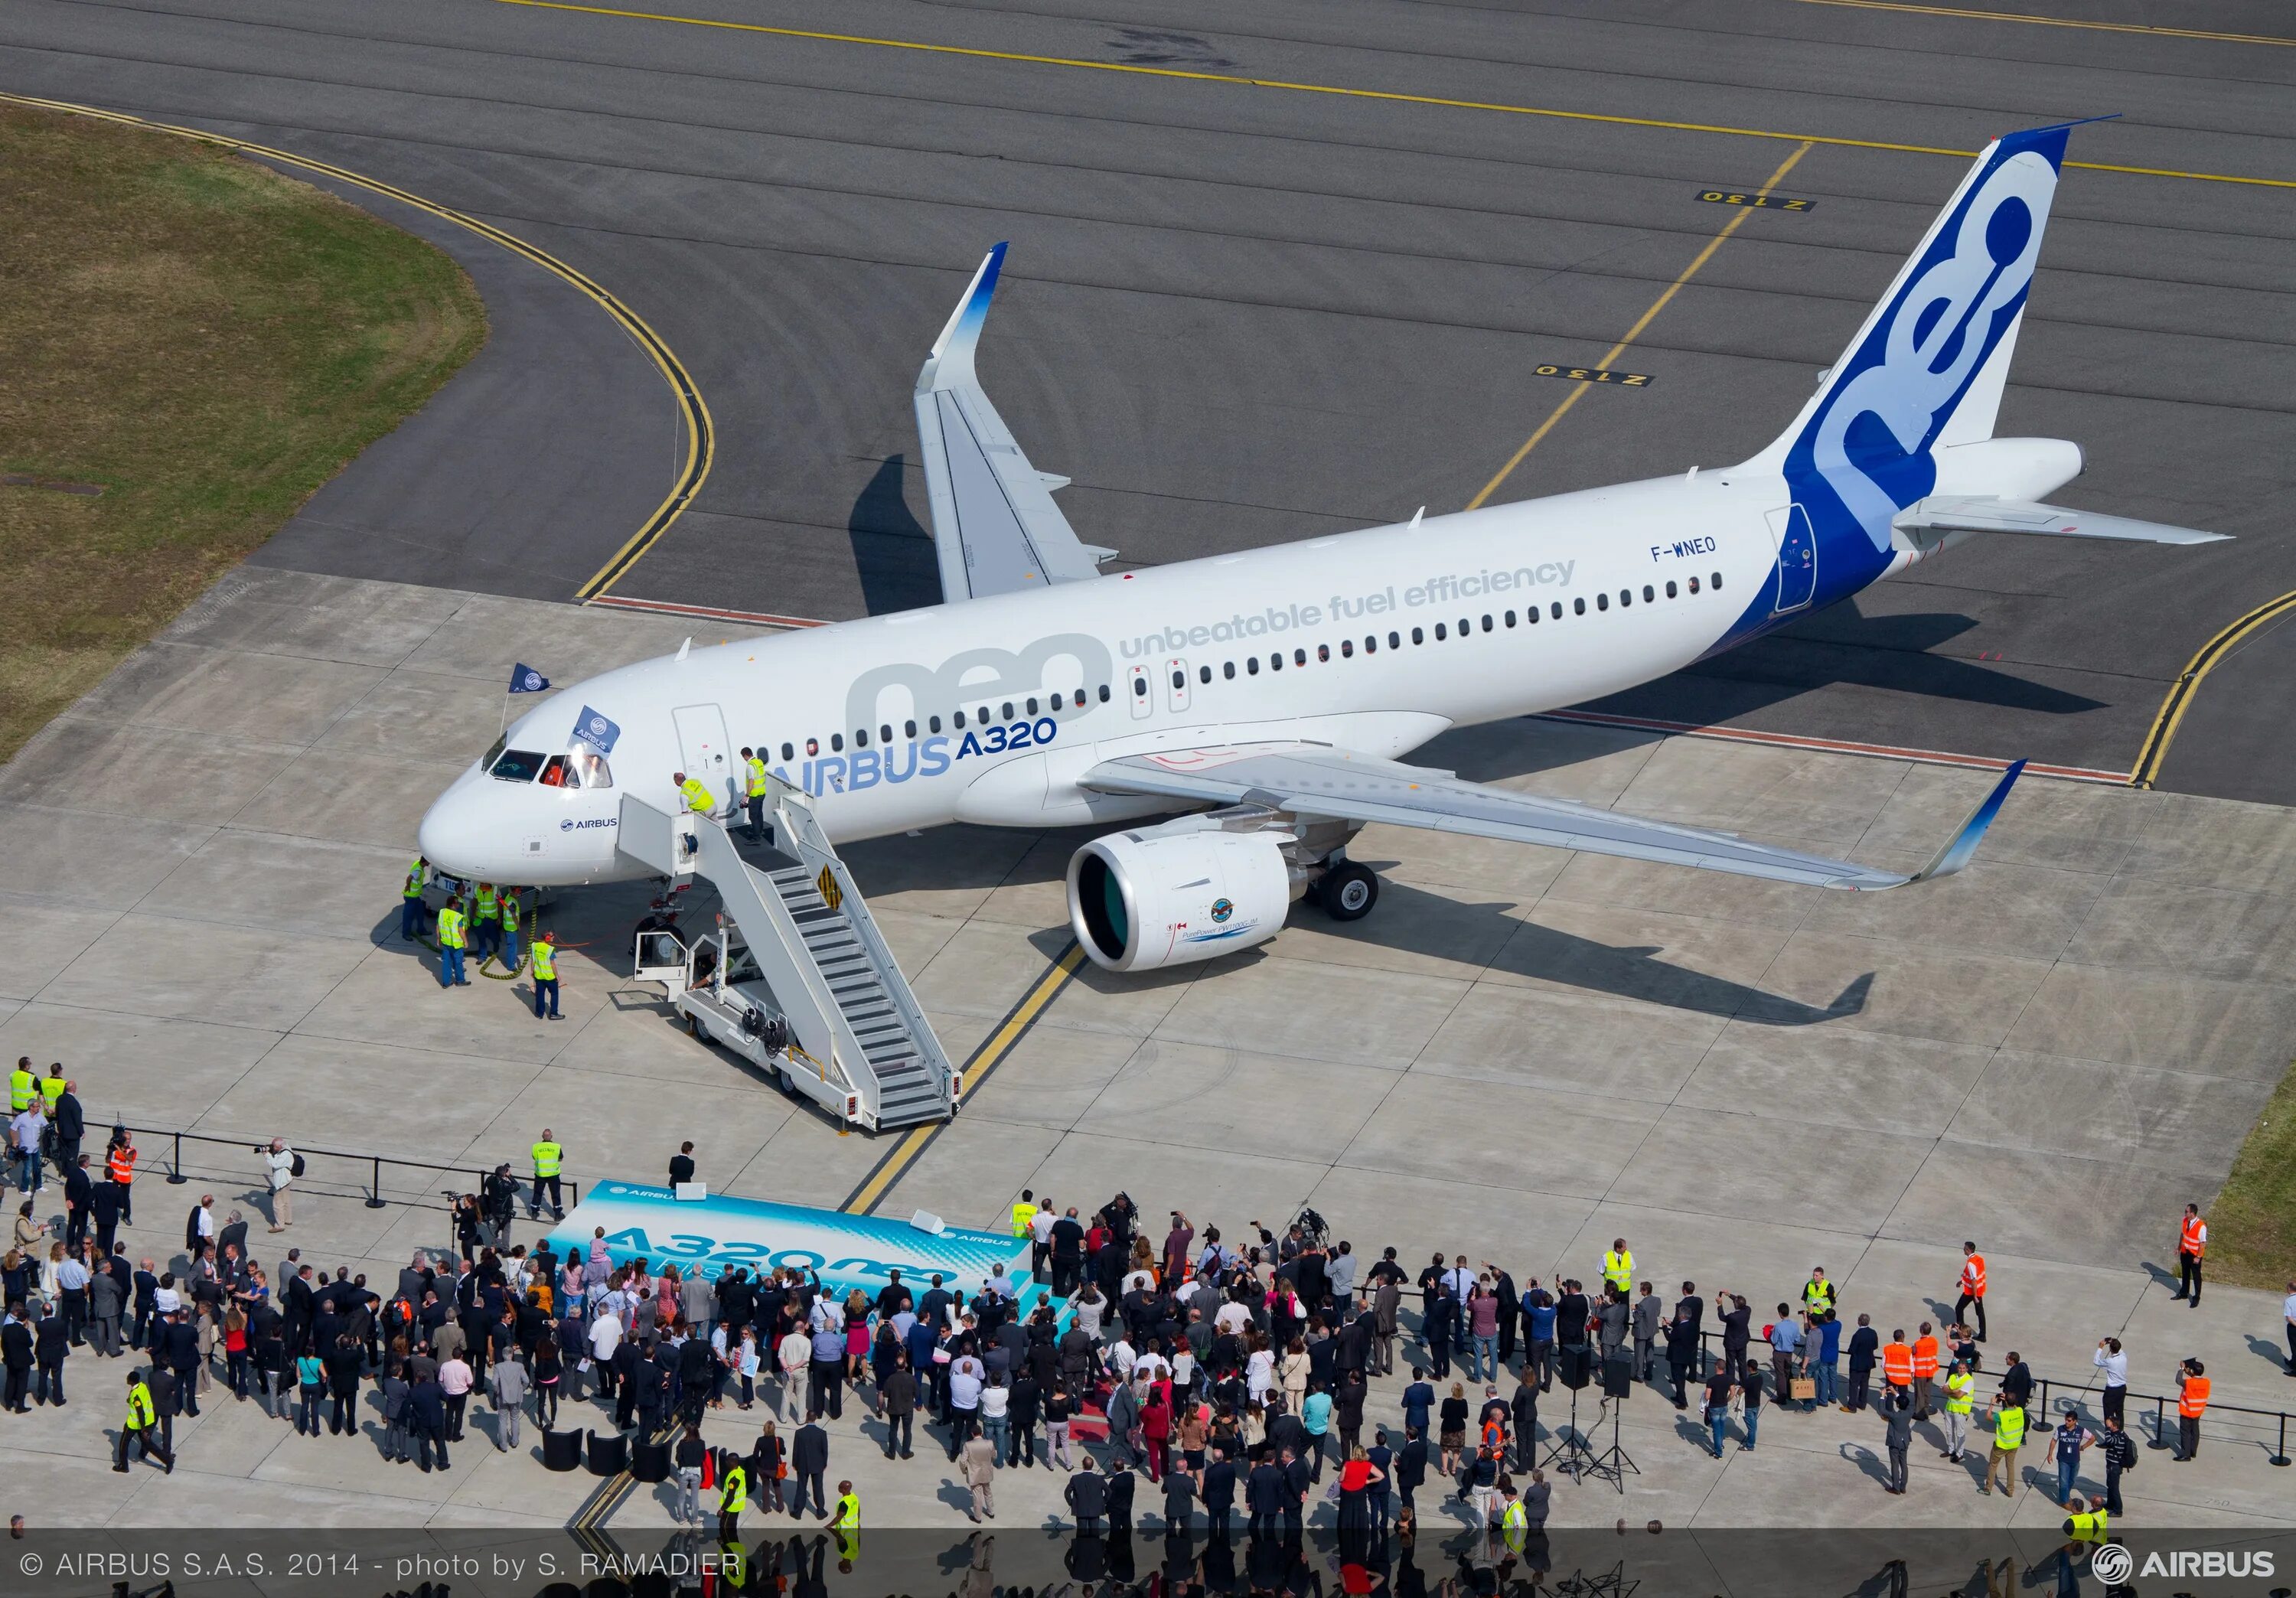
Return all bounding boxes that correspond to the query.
[763,772,955,1114]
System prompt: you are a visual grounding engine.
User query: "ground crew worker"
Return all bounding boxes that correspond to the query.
[499,887,522,972]
[530,1127,564,1221]
[530,931,561,1021]
[675,771,715,857]
[716,1452,748,1541]
[436,895,468,988]
[114,1370,173,1473]
[1911,1322,1940,1417]
[1499,1481,1528,1549]
[39,1067,64,1114]
[1802,1267,1835,1316]
[1011,1189,1039,1238]
[829,1479,859,1533]
[1981,1392,2025,1495]
[1940,1359,1974,1463]
[8,1058,34,1113]
[2175,1358,2210,1461]
[471,882,501,964]
[2174,1204,2207,1305]
[1956,1241,1988,1342]
[1602,1238,1634,1296]
[2063,1495,2107,1541]
[400,856,429,941]
[741,746,769,840]
[1882,1329,1914,1403]
[106,1126,135,1225]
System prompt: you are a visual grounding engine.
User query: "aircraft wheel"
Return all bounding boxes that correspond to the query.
[1320,861,1378,922]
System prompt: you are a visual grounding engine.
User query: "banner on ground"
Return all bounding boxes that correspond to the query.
[544,1181,1042,1312]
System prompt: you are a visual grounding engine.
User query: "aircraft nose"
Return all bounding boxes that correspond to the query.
[417,771,496,880]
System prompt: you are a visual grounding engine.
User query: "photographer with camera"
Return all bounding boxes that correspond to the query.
[257,1140,299,1233]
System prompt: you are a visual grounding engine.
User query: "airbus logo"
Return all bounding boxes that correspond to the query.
[560,817,619,831]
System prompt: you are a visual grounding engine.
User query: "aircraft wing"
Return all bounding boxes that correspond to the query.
[1893,494,2229,546]
[913,244,1114,603]
[1082,742,2024,892]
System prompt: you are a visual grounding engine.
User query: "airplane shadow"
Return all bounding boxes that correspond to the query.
[846,453,942,615]
[1580,598,2105,726]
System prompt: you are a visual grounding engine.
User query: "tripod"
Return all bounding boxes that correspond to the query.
[1578,1389,1641,1493]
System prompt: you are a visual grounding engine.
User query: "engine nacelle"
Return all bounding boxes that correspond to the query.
[1068,824,1292,973]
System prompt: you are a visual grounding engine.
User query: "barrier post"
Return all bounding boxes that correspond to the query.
[2272,1413,2290,1468]
[2148,1394,2170,1450]
[366,1154,387,1210]
[165,1130,188,1185]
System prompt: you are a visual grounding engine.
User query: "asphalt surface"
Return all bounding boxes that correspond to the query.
[2,0,2291,792]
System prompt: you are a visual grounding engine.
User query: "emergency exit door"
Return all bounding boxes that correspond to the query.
[673,703,733,805]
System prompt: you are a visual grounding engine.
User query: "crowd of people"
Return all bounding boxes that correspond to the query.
[1,1058,2281,1543]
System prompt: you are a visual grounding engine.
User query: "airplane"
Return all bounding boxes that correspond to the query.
[419,120,2223,975]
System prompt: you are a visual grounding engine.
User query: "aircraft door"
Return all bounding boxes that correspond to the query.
[1765,504,1817,615]
[1127,664,1153,720]
[1165,657,1191,713]
[673,703,734,806]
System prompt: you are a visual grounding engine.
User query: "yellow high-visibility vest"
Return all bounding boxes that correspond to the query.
[680,778,716,817]
[532,1140,563,1178]
[2067,1508,2108,1542]
[126,1381,155,1430]
[475,885,499,922]
[1602,1250,1634,1291]
[1994,1405,2027,1450]
[8,1068,33,1112]
[1803,1278,1835,1313]
[719,1463,747,1513]
[403,859,426,899]
[530,941,556,981]
[1945,1371,1973,1415]
[501,892,520,932]
[437,908,466,949]
[40,1075,64,1109]
[1011,1201,1038,1238]
[745,757,768,798]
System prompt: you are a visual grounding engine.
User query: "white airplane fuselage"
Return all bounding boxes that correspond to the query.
[416,439,2069,888]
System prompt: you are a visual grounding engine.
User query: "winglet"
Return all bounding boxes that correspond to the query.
[918,242,1007,396]
[1905,759,2025,885]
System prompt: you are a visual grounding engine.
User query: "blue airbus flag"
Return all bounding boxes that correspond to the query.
[572,706,621,756]
[508,663,550,694]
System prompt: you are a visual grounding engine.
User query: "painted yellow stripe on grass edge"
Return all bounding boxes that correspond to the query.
[1797,0,2296,48]
[1468,141,1813,510]
[0,91,717,605]
[491,0,2296,191]
[840,941,1086,1216]
[2128,589,2296,790]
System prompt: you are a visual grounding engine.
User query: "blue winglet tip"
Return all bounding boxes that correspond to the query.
[974,242,1009,306]
[1996,113,2117,170]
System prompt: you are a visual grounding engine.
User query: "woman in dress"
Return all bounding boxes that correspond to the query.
[533,1326,563,1429]
[1438,1381,1469,1477]
[736,1326,762,1411]
[751,1420,785,1515]
[1336,1442,1385,1537]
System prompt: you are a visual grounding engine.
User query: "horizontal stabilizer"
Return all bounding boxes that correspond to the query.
[1895,495,2228,546]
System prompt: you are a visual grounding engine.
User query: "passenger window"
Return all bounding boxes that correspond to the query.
[1051,693,1063,711]
[978,706,991,723]
[1199,665,1211,683]
[1688,576,1700,594]
[1131,679,1146,697]
[954,711,967,729]
[1341,639,1354,657]
[1098,684,1111,702]
[1482,615,1493,631]
[1026,699,1039,715]
[830,733,844,752]
[489,748,547,783]
[1247,657,1260,675]
[1597,594,1609,611]
[1505,610,1516,628]
[781,742,794,761]
[1712,571,1724,589]
[1365,636,1378,654]
[1171,671,1183,690]
[806,738,819,756]
[1459,618,1470,636]
[1411,628,1424,645]
[1526,606,1538,625]
[1002,702,1015,719]
[1619,590,1630,607]
[1388,631,1401,650]
[1665,581,1677,599]
[1295,648,1307,667]
[1270,653,1283,671]
[927,718,940,735]
[1433,623,1446,641]
[1224,661,1236,680]
[1642,585,1654,603]
[885,723,897,742]
[1572,598,1585,616]
[855,729,868,748]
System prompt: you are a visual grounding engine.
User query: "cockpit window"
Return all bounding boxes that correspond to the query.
[567,745,613,789]
[539,755,572,788]
[490,748,547,783]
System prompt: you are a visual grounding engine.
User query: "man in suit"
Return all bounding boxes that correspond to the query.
[1395,1424,1429,1519]
[1064,1455,1109,1533]
[407,1371,449,1472]
[1201,1445,1238,1538]
[960,1427,997,1522]
[158,1309,201,1417]
[1280,1445,1312,1538]
[63,1154,93,1252]
[1244,1453,1285,1538]
[88,1179,122,1260]
[1,1307,34,1411]
[1103,1457,1136,1533]
[791,1419,830,1519]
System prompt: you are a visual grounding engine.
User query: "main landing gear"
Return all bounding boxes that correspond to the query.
[1313,859,1379,922]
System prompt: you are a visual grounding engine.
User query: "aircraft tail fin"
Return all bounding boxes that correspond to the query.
[1739,119,2108,561]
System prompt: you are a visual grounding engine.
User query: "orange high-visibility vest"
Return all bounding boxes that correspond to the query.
[1883,1342,1914,1385]
[107,1144,135,1183]
[2180,1214,2206,1258]
[2179,1376,2210,1417]
[1961,1254,1987,1296]
[1912,1336,1939,1379]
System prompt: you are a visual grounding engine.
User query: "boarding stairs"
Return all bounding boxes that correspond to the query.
[617,775,957,1131]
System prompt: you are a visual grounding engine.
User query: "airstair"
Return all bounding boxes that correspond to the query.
[617,775,957,1131]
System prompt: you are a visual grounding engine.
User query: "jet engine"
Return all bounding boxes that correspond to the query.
[1067,823,1292,973]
